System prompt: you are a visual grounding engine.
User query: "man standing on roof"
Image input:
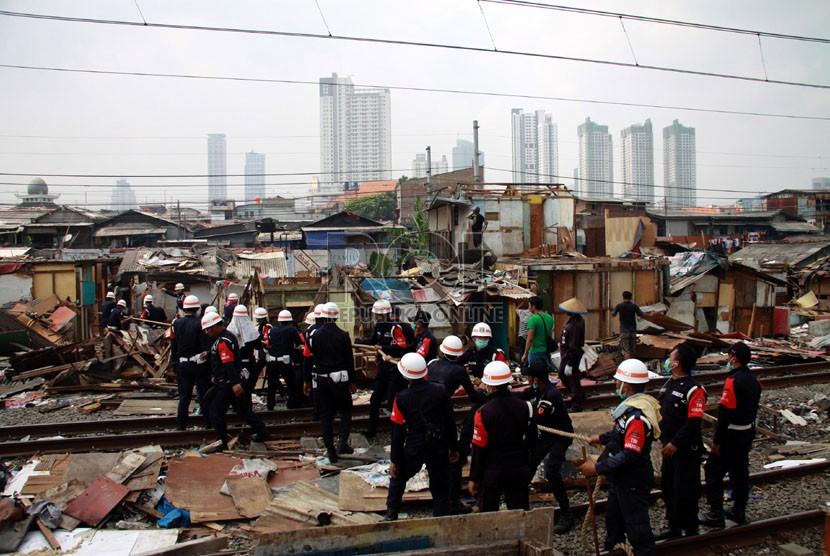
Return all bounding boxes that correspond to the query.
[700,342,761,528]
[303,302,355,462]
[223,292,239,322]
[458,322,507,380]
[577,359,659,556]
[613,291,644,359]
[101,292,116,336]
[139,295,167,328]
[269,309,304,409]
[559,297,587,412]
[467,205,486,248]
[203,311,271,450]
[170,294,212,431]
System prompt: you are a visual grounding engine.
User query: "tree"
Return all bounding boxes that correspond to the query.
[344,192,397,222]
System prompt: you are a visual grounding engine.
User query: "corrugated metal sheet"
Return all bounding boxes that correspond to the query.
[227,252,288,279]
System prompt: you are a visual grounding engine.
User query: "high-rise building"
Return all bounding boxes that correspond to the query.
[435,155,448,176]
[578,118,613,197]
[813,177,830,190]
[511,109,558,183]
[663,120,697,208]
[621,119,654,203]
[451,139,484,171]
[111,179,138,212]
[244,151,266,203]
[207,134,227,202]
[319,73,391,193]
[411,153,428,179]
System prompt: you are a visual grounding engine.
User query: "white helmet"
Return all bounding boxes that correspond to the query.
[175,283,185,292]
[482,360,512,386]
[201,312,223,330]
[304,312,316,325]
[143,294,154,306]
[182,295,200,309]
[254,307,268,319]
[613,359,650,384]
[106,292,115,299]
[371,299,392,315]
[439,335,465,357]
[227,292,239,302]
[397,352,428,380]
[117,299,127,308]
[313,304,325,318]
[205,306,218,315]
[322,302,340,319]
[278,309,293,322]
[233,304,248,317]
[471,322,492,338]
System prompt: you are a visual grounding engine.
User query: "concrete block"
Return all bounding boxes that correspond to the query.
[779,543,816,556]
[808,318,830,336]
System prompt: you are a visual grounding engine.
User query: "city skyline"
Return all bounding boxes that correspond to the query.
[621,119,655,204]
[578,117,613,197]
[511,109,559,185]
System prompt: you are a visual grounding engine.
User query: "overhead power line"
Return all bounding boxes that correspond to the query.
[0,10,828,90]
[1,63,827,122]
[481,0,830,45]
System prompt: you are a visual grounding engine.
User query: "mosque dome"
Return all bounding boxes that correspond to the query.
[27,177,48,195]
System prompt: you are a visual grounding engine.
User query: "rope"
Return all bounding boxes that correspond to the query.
[537,424,594,444]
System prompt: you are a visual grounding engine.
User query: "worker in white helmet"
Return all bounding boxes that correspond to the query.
[266,309,304,409]
[223,292,240,321]
[107,299,130,331]
[227,305,261,398]
[163,283,187,316]
[139,294,167,328]
[101,291,117,336]
[170,294,212,430]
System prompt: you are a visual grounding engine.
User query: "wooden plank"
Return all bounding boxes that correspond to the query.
[36,518,61,550]
[165,454,243,523]
[106,453,147,484]
[63,452,121,487]
[395,541,518,556]
[114,398,193,416]
[227,476,272,519]
[42,479,86,531]
[64,475,130,527]
[131,535,228,556]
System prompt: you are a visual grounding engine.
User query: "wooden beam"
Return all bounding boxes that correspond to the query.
[131,535,228,556]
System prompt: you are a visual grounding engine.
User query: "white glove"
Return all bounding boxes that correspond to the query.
[563,364,573,377]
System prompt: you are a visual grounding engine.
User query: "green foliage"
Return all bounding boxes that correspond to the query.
[369,251,392,276]
[344,192,396,222]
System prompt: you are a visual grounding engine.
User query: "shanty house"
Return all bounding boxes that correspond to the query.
[94,210,192,248]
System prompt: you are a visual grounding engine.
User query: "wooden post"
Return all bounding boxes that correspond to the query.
[747,303,757,338]
[825,507,830,556]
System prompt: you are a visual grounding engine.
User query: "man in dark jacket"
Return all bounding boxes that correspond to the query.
[101,292,116,335]
[362,299,397,439]
[413,310,438,362]
[458,322,507,380]
[523,359,574,533]
[700,342,761,527]
[469,360,536,512]
[385,352,459,521]
[139,295,167,328]
[269,309,304,408]
[170,294,212,430]
[202,311,270,450]
[578,359,658,556]
[558,297,587,412]
[107,299,130,331]
[656,344,706,539]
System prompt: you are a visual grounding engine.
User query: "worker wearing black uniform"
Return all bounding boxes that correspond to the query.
[385,352,459,521]
[363,300,397,439]
[457,322,508,379]
[656,344,706,539]
[163,283,186,316]
[467,205,486,248]
[269,309,303,409]
[469,360,536,512]
[558,297,587,412]
[701,341,761,527]
[413,310,438,362]
[107,299,129,331]
[170,295,213,430]
[101,292,116,335]
[202,311,270,450]
[523,359,574,533]
[227,305,261,400]
[139,295,167,328]
[383,305,416,408]
[578,359,659,556]
[303,302,355,462]
[223,292,239,322]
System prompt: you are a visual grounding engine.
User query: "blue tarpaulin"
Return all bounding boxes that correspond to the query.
[361,278,414,303]
[306,231,346,249]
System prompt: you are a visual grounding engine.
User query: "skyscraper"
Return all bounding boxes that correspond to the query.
[244,151,266,203]
[663,120,697,208]
[511,109,558,183]
[577,118,613,197]
[621,119,654,203]
[111,179,138,212]
[451,139,484,171]
[207,134,227,202]
[319,73,391,193]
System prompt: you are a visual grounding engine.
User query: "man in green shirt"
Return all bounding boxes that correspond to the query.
[521,296,554,368]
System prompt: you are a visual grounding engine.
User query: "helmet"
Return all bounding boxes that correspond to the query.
[397,352,428,380]
[371,300,392,315]
[471,322,492,338]
[439,335,465,357]
[254,307,268,319]
[278,309,293,322]
[183,295,201,309]
[227,293,239,302]
[106,292,115,299]
[201,312,223,330]
[304,312,316,325]
[143,294,154,305]
[481,360,512,386]
[205,306,218,315]
[322,302,340,319]
[313,304,325,318]
[613,359,650,384]
[175,283,185,292]
[233,304,248,317]
[117,299,127,308]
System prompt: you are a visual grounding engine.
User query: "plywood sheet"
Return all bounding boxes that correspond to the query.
[634,270,658,306]
[107,453,147,484]
[605,216,643,257]
[227,476,272,518]
[696,274,719,294]
[697,292,717,307]
[114,399,194,416]
[64,453,121,487]
[266,461,321,489]
[64,475,130,527]
[165,454,243,523]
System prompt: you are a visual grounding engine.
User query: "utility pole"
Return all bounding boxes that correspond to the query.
[473,120,481,184]
[426,146,432,189]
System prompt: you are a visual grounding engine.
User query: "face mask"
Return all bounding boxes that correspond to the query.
[411,323,417,331]
[726,361,733,371]
[664,359,672,374]
[474,339,489,349]
[616,387,627,400]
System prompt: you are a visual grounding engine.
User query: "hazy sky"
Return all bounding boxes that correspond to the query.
[0,0,828,211]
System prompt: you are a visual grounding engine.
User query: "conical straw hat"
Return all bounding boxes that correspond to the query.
[558,297,587,314]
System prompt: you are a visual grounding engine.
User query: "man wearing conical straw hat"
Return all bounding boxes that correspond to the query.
[558,297,587,412]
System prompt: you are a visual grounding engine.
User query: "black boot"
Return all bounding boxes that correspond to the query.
[338,438,354,455]
[382,510,398,522]
[724,507,747,525]
[654,527,682,540]
[554,510,574,534]
[699,510,725,528]
[326,448,338,463]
